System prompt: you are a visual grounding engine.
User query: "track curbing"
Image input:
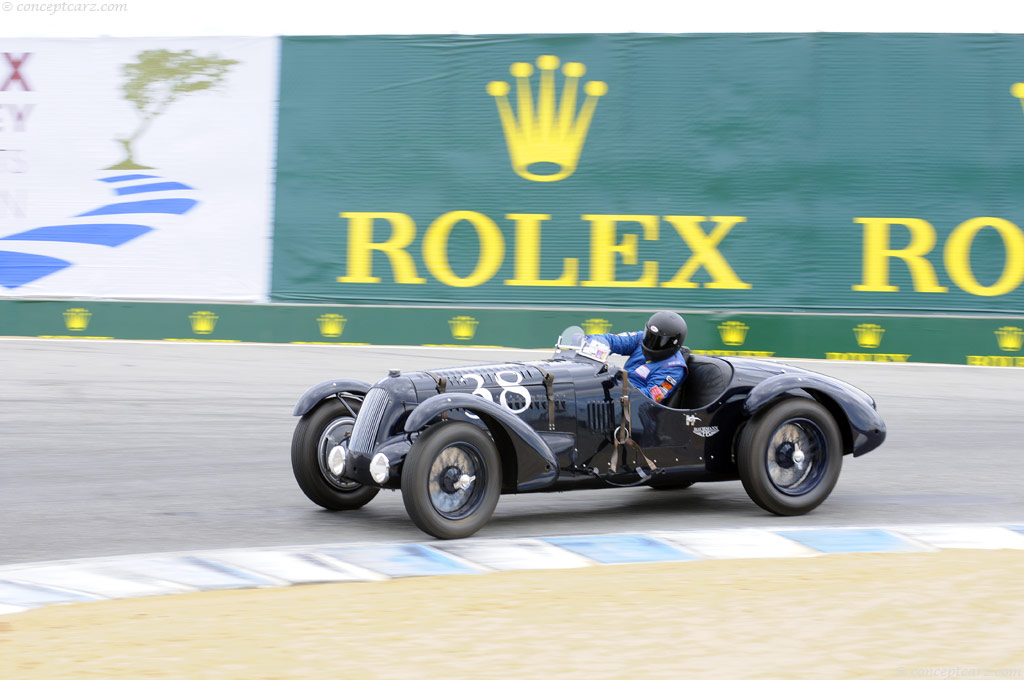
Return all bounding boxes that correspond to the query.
[2,523,1022,615]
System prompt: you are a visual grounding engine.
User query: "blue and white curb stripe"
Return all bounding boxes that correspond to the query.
[2,523,1023,616]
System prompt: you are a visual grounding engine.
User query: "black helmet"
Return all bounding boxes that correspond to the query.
[642,311,687,362]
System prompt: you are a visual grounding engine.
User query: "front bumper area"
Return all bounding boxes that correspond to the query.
[343,436,413,489]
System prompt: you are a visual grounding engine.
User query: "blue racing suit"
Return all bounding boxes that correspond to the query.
[587,331,688,403]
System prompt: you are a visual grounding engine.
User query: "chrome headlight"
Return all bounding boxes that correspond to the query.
[369,452,390,484]
[327,444,347,477]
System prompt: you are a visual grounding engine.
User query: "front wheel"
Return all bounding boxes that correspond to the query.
[291,398,380,511]
[401,422,501,539]
[737,398,843,516]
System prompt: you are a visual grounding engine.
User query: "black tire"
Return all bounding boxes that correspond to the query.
[401,422,501,540]
[737,398,843,516]
[291,398,380,511]
[648,481,695,491]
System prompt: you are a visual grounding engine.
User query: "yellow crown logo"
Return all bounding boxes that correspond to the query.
[581,318,613,335]
[995,326,1024,352]
[1012,83,1024,113]
[317,313,347,338]
[718,321,749,347]
[63,308,92,332]
[449,315,479,341]
[487,55,607,182]
[189,310,219,335]
[853,323,885,349]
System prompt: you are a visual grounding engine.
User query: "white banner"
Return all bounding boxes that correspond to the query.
[0,37,277,300]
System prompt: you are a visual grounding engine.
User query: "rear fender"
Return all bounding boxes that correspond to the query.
[743,374,885,455]
[405,393,558,491]
[293,379,372,417]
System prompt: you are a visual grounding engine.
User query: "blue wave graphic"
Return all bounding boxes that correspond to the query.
[1,224,153,247]
[77,198,198,217]
[0,174,198,289]
[99,174,160,183]
[115,182,194,196]
[0,251,72,288]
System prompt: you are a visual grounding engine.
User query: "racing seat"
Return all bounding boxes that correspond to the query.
[664,351,733,410]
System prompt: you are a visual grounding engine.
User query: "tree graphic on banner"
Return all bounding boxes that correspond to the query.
[108,49,238,170]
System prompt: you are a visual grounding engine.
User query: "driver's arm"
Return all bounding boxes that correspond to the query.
[588,332,640,356]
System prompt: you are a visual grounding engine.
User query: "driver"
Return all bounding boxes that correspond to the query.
[586,311,688,404]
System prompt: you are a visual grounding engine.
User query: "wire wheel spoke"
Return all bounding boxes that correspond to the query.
[428,444,483,519]
[765,418,826,496]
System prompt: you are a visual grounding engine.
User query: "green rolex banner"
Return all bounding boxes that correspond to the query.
[272,34,1024,314]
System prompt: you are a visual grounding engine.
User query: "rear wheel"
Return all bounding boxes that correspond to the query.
[401,422,501,539]
[737,398,842,516]
[291,398,380,511]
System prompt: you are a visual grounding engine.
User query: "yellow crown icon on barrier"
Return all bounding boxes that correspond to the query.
[63,308,92,332]
[487,55,607,182]
[995,325,1024,352]
[317,313,347,338]
[581,318,613,335]
[449,315,479,341]
[718,321,749,347]
[1012,83,1024,113]
[189,311,219,335]
[854,323,885,349]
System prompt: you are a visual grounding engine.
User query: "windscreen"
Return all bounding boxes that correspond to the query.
[556,326,586,350]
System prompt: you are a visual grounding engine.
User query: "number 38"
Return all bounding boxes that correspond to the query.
[461,371,531,414]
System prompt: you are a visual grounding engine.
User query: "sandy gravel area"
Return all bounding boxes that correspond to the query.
[2,550,1023,679]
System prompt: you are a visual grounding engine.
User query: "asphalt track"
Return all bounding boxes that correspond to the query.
[2,338,1023,566]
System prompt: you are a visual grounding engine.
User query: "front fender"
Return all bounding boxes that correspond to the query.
[292,378,372,416]
[744,373,886,455]
[405,393,558,491]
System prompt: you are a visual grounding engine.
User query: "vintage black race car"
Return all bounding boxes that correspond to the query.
[291,327,886,539]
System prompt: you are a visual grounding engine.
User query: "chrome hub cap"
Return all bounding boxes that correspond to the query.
[439,466,476,493]
[765,419,827,496]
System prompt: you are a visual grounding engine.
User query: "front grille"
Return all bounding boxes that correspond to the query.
[350,388,390,453]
